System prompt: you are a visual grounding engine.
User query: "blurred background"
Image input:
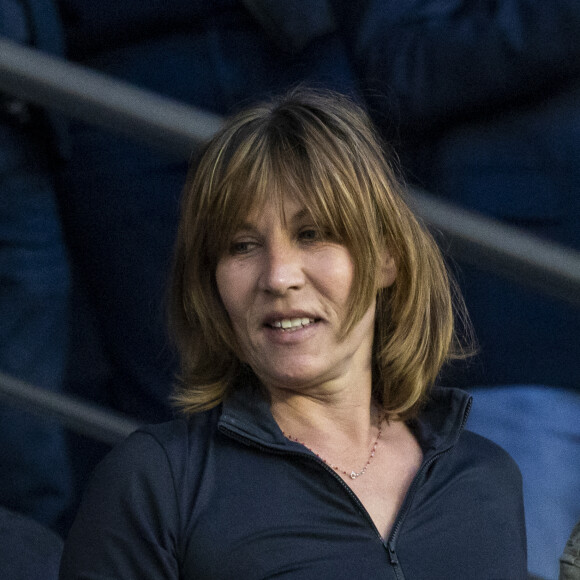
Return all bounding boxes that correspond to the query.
[0,1,579,578]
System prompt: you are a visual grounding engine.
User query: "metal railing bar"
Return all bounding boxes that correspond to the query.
[0,371,141,446]
[0,37,224,156]
[1,37,580,306]
[409,188,580,307]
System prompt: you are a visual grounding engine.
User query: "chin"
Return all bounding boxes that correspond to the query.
[259,368,334,392]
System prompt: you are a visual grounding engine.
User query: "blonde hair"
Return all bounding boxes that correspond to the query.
[170,87,470,419]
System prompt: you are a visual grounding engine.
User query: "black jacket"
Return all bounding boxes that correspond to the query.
[60,384,527,579]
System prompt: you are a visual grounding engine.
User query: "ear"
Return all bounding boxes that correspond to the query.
[378,250,397,289]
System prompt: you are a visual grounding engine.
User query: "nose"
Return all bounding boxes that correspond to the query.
[259,238,305,295]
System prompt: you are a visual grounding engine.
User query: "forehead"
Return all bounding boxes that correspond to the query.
[240,192,311,228]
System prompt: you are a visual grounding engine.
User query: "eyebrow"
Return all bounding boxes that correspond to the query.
[290,208,310,223]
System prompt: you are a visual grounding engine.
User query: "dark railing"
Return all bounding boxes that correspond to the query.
[0,371,140,445]
[409,189,580,307]
[0,37,223,156]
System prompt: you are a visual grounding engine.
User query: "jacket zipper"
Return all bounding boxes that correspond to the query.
[385,449,448,580]
[220,395,472,580]
[220,425,400,575]
[386,396,473,576]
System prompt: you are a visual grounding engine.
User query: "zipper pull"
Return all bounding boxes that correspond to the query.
[388,541,399,566]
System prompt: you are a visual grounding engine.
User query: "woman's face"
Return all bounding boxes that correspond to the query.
[216,194,388,396]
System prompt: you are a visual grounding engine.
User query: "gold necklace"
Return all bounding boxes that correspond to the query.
[283,423,383,480]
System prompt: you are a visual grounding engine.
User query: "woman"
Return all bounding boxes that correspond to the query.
[60,89,527,579]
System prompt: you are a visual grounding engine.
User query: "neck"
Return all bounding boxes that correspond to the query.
[271,389,387,482]
[270,386,380,446]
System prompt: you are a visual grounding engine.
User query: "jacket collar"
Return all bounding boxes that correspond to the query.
[409,387,472,455]
[218,373,288,446]
[219,375,472,455]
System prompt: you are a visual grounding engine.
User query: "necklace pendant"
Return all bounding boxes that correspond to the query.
[284,423,383,482]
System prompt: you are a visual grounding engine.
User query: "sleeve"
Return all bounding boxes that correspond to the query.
[331,0,580,130]
[59,431,181,580]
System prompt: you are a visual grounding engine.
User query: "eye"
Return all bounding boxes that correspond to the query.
[229,240,257,255]
[298,225,337,244]
[298,228,322,242]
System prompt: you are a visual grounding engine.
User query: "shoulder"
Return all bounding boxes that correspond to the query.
[441,427,524,501]
[413,386,525,518]
[403,421,527,577]
[95,409,221,486]
[61,410,221,579]
[436,428,526,552]
[424,386,521,476]
[416,388,525,529]
[70,410,222,530]
[457,428,522,475]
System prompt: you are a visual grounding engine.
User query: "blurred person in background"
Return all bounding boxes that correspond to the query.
[560,519,580,580]
[0,0,72,535]
[0,505,62,580]
[331,0,580,392]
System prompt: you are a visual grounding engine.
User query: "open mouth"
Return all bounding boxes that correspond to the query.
[267,318,317,332]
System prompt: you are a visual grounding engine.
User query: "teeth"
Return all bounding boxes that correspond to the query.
[271,318,314,330]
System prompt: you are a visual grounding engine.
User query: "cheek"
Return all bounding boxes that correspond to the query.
[312,252,355,305]
[215,260,252,328]
[215,263,248,358]
[215,262,235,317]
